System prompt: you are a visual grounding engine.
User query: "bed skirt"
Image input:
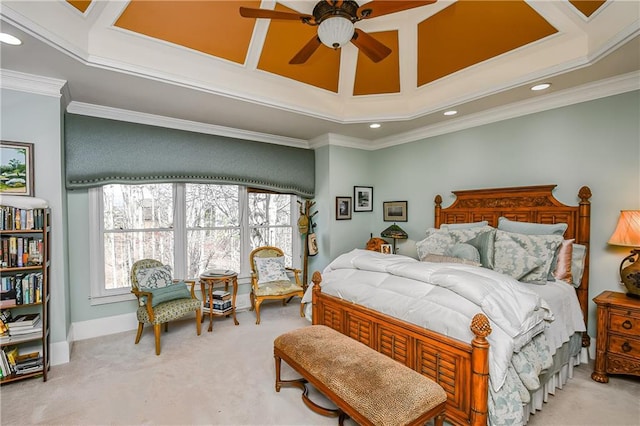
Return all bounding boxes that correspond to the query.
[523,334,588,424]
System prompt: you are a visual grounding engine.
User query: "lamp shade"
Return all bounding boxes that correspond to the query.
[381,224,408,239]
[317,17,354,49]
[608,210,640,247]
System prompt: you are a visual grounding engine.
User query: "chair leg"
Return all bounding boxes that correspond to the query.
[250,292,255,311]
[134,322,144,344]
[195,308,202,335]
[164,322,168,333]
[255,299,262,325]
[299,301,305,318]
[154,323,162,355]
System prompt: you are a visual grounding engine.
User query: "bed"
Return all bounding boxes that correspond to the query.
[306,185,592,426]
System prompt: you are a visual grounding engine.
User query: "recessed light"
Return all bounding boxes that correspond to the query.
[0,33,22,46]
[369,123,381,129]
[443,110,457,116]
[531,83,551,91]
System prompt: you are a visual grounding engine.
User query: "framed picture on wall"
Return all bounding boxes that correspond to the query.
[353,186,373,212]
[383,201,408,222]
[0,141,34,197]
[336,196,352,220]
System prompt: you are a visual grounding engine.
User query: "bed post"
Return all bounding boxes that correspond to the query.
[577,186,592,347]
[470,313,491,426]
[311,271,322,325]
[434,194,443,228]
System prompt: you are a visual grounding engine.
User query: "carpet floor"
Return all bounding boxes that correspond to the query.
[1,302,639,425]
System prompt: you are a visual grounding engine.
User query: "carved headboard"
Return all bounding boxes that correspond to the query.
[434,185,592,345]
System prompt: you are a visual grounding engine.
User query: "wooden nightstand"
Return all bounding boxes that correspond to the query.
[591,291,640,383]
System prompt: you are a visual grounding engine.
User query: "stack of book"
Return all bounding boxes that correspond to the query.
[13,352,43,375]
[5,313,42,341]
[204,290,232,314]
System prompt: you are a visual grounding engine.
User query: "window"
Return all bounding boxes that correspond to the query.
[89,183,300,304]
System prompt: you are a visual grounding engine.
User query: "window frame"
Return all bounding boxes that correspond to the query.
[89,184,301,305]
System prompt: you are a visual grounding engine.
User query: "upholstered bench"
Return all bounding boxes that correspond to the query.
[274,325,447,426]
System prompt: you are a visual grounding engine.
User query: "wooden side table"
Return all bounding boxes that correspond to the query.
[199,271,239,332]
[591,291,640,383]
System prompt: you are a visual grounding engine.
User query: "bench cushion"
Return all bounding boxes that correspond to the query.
[274,325,447,425]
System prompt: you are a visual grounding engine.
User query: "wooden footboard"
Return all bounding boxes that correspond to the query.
[311,272,491,426]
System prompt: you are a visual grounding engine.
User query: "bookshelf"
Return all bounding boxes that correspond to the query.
[0,206,50,384]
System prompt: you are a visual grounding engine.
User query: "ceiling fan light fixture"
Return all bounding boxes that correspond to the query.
[318,17,355,49]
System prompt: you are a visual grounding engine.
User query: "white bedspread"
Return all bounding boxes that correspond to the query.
[302,249,565,392]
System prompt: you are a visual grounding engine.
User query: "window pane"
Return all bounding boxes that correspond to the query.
[104,184,173,230]
[186,184,239,228]
[248,193,292,226]
[187,229,240,277]
[104,231,174,289]
[250,227,293,265]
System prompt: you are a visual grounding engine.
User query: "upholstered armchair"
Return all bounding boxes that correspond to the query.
[249,246,304,324]
[130,259,202,355]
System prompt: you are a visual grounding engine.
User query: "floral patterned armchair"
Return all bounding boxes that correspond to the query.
[130,259,202,355]
[249,246,304,324]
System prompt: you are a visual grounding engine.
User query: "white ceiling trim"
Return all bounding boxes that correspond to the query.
[0,68,67,98]
[66,101,310,149]
[371,71,640,149]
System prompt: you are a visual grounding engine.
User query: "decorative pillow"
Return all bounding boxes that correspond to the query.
[136,265,173,289]
[421,254,481,267]
[141,281,191,307]
[552,239,574,284]
[416,226,493,261]
[445,243,481,264]
[465,229,496,269]
[571,244,587,288]
[498,217,568,236]
[254,256,290,284]
[441,221,489,230]
[494,230,563,284]
[493,234,544,280]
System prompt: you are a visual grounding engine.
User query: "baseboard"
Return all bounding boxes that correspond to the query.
[51,294,253,365]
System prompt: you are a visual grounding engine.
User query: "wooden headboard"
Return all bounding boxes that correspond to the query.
[434,184,592,346]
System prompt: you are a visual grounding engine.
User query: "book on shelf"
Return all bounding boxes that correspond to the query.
[7,319,42,336]
[209,306,233,315]
[204,300,232,310]
[7,313,40,328]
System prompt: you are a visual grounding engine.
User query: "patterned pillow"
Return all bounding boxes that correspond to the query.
[136,265,172,288]
[495,230,563,284]
[421,254,481,267]
[416,226,493,260]
[255,256,289,284]
[493,234,544,280]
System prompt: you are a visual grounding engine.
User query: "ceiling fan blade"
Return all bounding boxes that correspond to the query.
[351,28,392,63]
[357,1,436,19]
[239,7,312,21]
[289,36,323,65]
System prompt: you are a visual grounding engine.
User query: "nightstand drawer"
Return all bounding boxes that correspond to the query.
[608,334,640,358]
[610,313,640,335]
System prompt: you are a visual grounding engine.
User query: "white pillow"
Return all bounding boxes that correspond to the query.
[254,256,289,284]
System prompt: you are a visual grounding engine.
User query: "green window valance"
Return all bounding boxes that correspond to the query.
[64,113,315,198]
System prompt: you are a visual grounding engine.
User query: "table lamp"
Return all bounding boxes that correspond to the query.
[381,223,408,254]
[608,210,640,298]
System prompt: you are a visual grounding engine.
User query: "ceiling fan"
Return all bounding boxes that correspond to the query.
[239,1,436,64]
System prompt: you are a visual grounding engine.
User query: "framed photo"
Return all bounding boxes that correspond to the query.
[383,201,408,222]
[0,141,34,197]
[353,186,373,212]
[335,196,352,220]
[380,244,392,254]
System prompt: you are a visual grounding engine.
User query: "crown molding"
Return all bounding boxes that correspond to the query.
[66,101,310,149]
[371,71,640,150]
[0,69,67,98]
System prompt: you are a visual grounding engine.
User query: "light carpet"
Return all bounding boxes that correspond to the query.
[1,302,639,425]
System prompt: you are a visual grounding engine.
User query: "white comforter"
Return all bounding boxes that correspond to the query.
[302,249,557,392]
